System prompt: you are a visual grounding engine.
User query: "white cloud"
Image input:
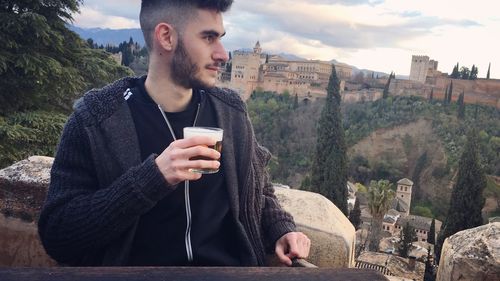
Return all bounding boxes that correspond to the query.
[73,6,139,29]
[73,0,500,78]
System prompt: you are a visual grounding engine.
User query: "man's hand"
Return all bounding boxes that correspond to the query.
[155,136,221,185]
[275,232,311,266]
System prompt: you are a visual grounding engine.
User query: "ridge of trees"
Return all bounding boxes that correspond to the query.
[247,93,499,221]
[449,63,479,80]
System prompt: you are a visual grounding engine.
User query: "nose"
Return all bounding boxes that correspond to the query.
[212,41,229,63]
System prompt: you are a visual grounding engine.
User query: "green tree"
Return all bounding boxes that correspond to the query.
[1,0,83,114]
[429,88,434,102]
[398,222,417,258]
[443,84,450,105]
[469,65,478,80]
[424,246,436,281]
[293,93,299,109]
[457,91,465,119]
[0,0,132,167]
[428,218,436,245]
[412,151,428,201]
[447,81,453,104]
[367,179,395,251]
[310,64,348,215]
[486,63,491,79]
[349,198,362,230]
[450,63,460,79]
[383,72,394,99]
[460,66,470,80]
[435,129,486,263]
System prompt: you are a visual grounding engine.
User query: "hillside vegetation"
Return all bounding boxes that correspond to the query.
[247,92,500,220]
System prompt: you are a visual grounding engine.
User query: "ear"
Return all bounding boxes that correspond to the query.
[154,23,177,52]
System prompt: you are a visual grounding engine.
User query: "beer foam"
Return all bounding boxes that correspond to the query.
[183,127,223,141]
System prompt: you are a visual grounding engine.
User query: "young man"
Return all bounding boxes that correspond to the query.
[38,0,310,266]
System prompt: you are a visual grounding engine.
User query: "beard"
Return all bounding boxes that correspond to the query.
[171,39,213,89]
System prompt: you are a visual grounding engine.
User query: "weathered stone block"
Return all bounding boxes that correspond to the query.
[0,156,55,266]
[437,222,500,281]
[272,188,356,268]
[0,156,53,222]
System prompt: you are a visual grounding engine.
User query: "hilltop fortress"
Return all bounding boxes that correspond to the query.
[391,55,500,108]
[217,42,352,100]
[217,43,500,108]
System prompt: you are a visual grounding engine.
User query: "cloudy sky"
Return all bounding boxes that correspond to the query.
[73,0,499,78]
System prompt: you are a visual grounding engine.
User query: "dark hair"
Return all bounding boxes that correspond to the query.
[140,0,234,50]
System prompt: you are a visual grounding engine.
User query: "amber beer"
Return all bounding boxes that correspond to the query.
[183,127,223,174]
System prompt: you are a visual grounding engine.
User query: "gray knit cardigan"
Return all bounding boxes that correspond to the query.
[37,77,296,266]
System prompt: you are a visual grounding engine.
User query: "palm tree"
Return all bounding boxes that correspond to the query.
[368,180,395,251]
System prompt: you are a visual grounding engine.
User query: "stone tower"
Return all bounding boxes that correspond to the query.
[409,55,430,83]
[396,178,413,213]
[409,55,438,83]
[253,41,262,54]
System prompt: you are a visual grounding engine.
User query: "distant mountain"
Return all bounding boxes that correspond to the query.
[69,26,409,78]
[273,53,305,61]
[70,25,145,46]
[328,59,390,79]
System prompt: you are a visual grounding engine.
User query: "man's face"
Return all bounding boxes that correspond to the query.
[170,9,229,89]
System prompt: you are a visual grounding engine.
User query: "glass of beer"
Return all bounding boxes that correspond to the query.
[183,127,223,174]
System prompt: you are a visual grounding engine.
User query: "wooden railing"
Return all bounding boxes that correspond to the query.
[0,267,390,281]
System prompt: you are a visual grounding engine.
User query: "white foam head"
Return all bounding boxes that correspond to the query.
[183,127,223,141]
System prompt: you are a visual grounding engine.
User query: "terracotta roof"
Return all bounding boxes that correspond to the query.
[390,198,409,212]
[397,178,414,186]
[396,215,442,231]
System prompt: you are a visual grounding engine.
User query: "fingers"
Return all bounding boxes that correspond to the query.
[275,241,292,266]
[275,232,311,266]
[155,137,221,185]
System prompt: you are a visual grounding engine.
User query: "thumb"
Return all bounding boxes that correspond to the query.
[275,242,292,266]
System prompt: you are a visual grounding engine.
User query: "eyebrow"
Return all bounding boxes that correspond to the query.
[200,30,226,38]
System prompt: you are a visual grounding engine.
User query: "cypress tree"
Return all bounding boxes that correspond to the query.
[349,198,362,230]
[383,72,393,99]
[448,81,453,104]
[486,63,491,79]
[429,88,434,102]
[412,151,428,201]
[457,91,465,119]
[451,63,460,78]
[293,93,299,109]
[428,218,436,245]
[435,129,486,263]
[469,65,478,80]
[424,247,436,281]
[310,64,348,215]
[398,222,416,258]
[443,84,450,105]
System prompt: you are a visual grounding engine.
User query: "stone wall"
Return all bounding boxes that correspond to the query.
[0,157,355,268]
[273,188,356,268]
[389,77,500,108]
[436,222,500,281]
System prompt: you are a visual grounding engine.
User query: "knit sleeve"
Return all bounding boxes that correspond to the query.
[255,143,296,251]
[37,113,175,264]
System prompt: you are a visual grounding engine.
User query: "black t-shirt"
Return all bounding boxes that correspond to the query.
[126,77,241,266]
